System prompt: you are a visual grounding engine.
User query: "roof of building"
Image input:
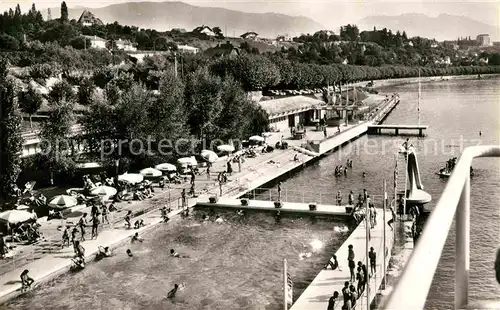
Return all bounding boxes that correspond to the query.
[83,35,107,42]
[204,42,239,58]
[178,45,199,51]
[77,10,104,26]
[193,25,213,33]
[258,95,325,117]
[241,31,258,38]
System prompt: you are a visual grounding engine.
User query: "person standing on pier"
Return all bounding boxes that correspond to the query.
[363,189,368,203]
[327,291,339,310]
[369,247,376,277]
[337,190,342,206]
[349,285,358,309]
[388,205,396,231]
[348,191,354,205]
[125,211,132,229]
[101,204,109,225]
[342,282,352,310]
[348,244,355,282]
[356,266,365,295]
[369,202,377,229]
[227,161,233,176]
[206,163,211,180]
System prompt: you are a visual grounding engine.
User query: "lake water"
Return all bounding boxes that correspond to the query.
[259,77,500,307]
[4,77,499,309]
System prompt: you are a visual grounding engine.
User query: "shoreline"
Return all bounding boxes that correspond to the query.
[352,73,500,89]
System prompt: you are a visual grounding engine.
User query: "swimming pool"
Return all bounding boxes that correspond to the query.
[5,209,352,310]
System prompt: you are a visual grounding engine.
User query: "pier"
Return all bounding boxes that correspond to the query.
[196,197,353,216]
[291,209,394,310]
[367,124,428,137]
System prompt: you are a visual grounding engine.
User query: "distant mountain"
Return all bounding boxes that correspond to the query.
[58,1,324,38]
[357,13,499,41]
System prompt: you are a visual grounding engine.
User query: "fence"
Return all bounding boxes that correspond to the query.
[245,187,383,206]
[384,145,500,309]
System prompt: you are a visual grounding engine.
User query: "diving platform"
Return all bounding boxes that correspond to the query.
[367,124,428,137]
[195,197,354,216]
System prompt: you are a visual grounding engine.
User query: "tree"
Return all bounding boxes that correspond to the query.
[19,86,43,129]
[77,77,95,105]
[184,68,223,142]
[212,26,224,39]
[60,1,68,23]
[48,80,75,104]
[39,100,75,184]
[0,59,23,203]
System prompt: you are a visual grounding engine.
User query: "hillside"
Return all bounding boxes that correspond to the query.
[55,1,324,38]
[357,13,499,41]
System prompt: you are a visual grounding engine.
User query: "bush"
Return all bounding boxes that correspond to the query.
[29,62,60,79]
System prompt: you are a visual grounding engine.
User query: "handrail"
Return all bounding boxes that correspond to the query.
[384,145,500,309]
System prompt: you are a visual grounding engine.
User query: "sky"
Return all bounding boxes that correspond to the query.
[1,0,499,28]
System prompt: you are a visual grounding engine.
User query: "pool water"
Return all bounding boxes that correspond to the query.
[5,209,352,310]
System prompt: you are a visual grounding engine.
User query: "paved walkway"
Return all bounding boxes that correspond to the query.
[290,209,395,310]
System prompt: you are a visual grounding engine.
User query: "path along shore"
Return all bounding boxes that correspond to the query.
[352,73,500,89]
[0,92,399,305]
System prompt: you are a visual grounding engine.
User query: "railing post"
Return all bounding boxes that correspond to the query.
[253,189,255,200]
[270,190,272,201]
[455,176,470,309]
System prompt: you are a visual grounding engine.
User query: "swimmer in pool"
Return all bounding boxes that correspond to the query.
[126,249,133,257]
[167,284,180,299]
[170,249,189,258]
[215,215,224,223]
[131,232,143,243]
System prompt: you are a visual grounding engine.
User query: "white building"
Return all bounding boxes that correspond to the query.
[177,45,199,54]
[276,34,293,42]
[115,39,137,51]
[258,96,326,133]
[476,34,491,46]
[83,35,107,49]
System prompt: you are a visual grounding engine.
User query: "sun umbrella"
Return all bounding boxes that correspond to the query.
[249,135,265,142]
[90,186,117,197]
[140,167,162,177]
[16,205,30,210]
[200,150,219,163]
[262,132,272,138]
[48,195,78,210]
[118,173,144,184]
[0,210,36,224]
[155,163,177,172]
[217,145,235,152]
[177,157,197,166]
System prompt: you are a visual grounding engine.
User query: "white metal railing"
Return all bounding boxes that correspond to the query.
[384,145,500,310]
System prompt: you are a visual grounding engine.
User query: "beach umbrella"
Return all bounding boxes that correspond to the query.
[249,135,265,142]
[217,145,235,152]
[16,205,31,210]
[200,150,218,163]
[48,195,78,209]
[118,173,144,184]
[140,167,162,177]
[0,210,36,224]
[262,132,272,138]
[155,163,177,172]
[90,186,117,197]
[177,157,197,166]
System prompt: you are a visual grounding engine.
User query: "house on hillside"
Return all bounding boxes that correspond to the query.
[192,25,216,37]
[177,45,199,54]
[77,10,104,27]
[83,35,107,49]
[115,39,137,51]
[276,34,292,42]
[205,41,239,58]
[476,34,491,46]
[241,32,258,40]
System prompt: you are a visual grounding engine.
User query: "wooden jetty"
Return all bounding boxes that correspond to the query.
[367,124,428,137]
